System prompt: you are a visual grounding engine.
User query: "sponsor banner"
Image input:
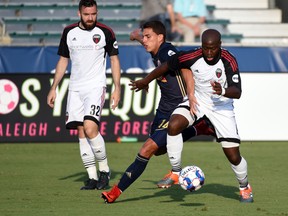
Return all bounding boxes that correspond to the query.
[1,73,288,142]
[0,74,161,143]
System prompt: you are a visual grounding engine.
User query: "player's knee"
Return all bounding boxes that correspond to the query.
[168,120,178,135]
[228,154,241,165]
[222,145,241,165]
[168,115,189,136]
[83,127,98,139]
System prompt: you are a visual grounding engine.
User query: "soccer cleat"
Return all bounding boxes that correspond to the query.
[96,171,111,190]
[239,184,254,203]
[157,171,179,188]
[80,179,98,190]
[194,117,216,136]
[101,185,122,203]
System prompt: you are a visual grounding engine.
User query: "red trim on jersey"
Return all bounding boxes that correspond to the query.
[96,22,116,39]
[179,49,202,63]
[64,22,78,30]
[221,50,238,72]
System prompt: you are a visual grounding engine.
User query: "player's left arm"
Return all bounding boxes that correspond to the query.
[211,80,241,99]
[110,55,121,110]
[212,52,242,99]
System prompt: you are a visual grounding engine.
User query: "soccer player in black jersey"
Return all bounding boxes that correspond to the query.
[101,21,215,203]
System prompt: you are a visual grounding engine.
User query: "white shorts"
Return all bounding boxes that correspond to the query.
[65,86,106,129]
[172,100,240,146]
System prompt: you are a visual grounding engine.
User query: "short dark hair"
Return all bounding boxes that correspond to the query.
[79,0,97,10]
[142,20,166,41]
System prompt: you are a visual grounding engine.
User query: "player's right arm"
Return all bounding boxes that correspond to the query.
[129,62,169,92]
[181,68,198,115]
[47,56,69,108]
[130,28,143,45]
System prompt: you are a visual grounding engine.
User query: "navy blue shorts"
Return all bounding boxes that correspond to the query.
[150,110,197,150]
[149,110,170,149]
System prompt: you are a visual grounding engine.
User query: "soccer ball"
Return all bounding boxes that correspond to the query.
[179,165,205,192]
[0,79,19,114]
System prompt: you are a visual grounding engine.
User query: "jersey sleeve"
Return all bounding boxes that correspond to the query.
[167,50,197,71]
[167,52,181,71]
[99,24,119,57]
[221,49,242,91]
[57,27,70,58]
[158,45,178,63]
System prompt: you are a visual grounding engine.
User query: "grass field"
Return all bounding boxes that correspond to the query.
[0,141,287,216]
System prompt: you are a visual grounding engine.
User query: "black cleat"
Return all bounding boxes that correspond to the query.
[97,171,110,190]
[80,179,98,190]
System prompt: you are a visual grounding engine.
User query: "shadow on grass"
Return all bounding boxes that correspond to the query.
[58,172,87,182]
[58,169,127,184]
[58,171,239,203]
[115,183,239,204]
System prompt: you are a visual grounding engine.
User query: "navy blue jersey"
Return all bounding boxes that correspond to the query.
[151,42,187,114]
[148,42,189,146]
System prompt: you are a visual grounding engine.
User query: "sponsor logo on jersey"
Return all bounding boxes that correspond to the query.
[168,50,176,56]
[232,74,239,83]
[93,34,101,44]
[215,68,222,78]
[113,41,118,49]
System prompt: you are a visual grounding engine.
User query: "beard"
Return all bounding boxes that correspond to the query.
[80,18,96,30]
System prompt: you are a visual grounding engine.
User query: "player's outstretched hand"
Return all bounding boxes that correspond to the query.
[129,79,149,92]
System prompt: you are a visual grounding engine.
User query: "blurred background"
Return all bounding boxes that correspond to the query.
[1,0,288,46]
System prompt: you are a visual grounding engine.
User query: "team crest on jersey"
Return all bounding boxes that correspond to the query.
[93,34,101,44]
[215,68,222,78]
[157,76,167,83]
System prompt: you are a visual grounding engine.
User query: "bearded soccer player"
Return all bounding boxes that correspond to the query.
[47,0,121,190]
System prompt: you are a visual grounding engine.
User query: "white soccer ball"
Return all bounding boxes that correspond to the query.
[0,79,19,114]
[179,165,205,192]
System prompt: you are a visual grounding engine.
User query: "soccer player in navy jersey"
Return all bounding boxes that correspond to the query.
[47,0,121,190]
[130,29,253,203]
[101,21,215,203]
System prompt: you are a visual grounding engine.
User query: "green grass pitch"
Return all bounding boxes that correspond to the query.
[0,141,288,216]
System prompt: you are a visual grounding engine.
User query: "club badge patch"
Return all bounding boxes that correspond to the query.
[157,76,167,83]
[93,34,101,44]
[216,68,222,78]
